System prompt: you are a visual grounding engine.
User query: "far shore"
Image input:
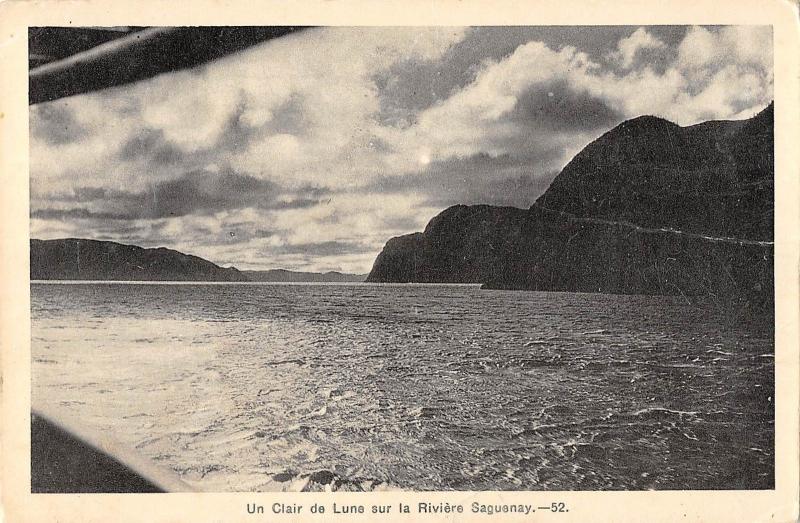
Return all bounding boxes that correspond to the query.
[29,280,483,286]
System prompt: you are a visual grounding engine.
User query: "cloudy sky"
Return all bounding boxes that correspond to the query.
[30,26,773,273]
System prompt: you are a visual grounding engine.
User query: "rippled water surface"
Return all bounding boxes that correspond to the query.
[31,283,774,491]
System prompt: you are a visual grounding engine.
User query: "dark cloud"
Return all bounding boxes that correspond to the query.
[623,44,674,73]
[510,80,624,133]
[189,227,272,246]
[365,136,396,154]
[92,222,167,245]
[294,185,334,200]
[30,102,89,145]
[31,208,131,220]
[215,92,310,153]
[374,57,469,128]
[254,228,279,238]
[213,97,252,152]
[268,94,308,135]
[271,198,322,210]
[34,186,117,202]
[139,169,276,217]
[72,186,112,200]
[95,223,155,236]
[118,128,184,165]
[381,214,425,232]
[34,169,327,222]
[364,150,562,210]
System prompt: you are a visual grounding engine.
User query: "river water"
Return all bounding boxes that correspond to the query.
[31,282,774,491]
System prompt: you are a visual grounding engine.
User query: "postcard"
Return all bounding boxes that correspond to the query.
[1,1,798,521]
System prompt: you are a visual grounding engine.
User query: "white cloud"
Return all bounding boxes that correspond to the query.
[610,28,666,69]
[371,42,598,171]
[677,26,772,83]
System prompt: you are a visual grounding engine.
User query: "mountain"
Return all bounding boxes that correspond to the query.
[536,105,772,240]
[30,238,367,283]
[30,238,247,281]
[243,269,366,283]
[367,103,774,318]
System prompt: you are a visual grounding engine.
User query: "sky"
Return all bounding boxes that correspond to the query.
[30,26,773,273]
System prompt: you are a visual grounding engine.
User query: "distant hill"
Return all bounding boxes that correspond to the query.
[30,238,367,283]
[30,238,246,281]
[243,269,366,283]
[367,103,774,320]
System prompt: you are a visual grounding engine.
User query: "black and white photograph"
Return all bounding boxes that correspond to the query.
[21,21,781,498]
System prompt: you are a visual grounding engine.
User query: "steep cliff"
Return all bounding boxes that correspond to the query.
[536,104,773,240]
[367,104,774,317]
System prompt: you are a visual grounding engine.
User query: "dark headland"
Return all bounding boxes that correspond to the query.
[367,103,774,319]
[30,239,247,281]
[30,239,365,282]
